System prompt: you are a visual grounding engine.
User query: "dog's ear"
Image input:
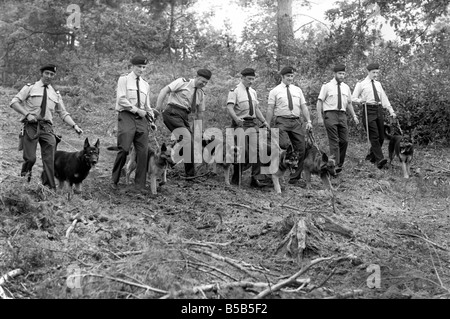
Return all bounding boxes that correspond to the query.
[321,152,329,162]
[161,143,167,152]
[84,138,90,148]
[94,139,100,148]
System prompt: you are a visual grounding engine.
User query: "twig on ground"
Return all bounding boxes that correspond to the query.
[160,281,273,299]
[394,232,449,252]
[190,248,258,279]
[66,213,82,238]
[228,203,266,214]
[85,273,168,295]
[254,256,337,299]
[309,267,337,292]
[0,269,24,286]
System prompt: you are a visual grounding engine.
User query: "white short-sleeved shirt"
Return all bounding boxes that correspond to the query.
[116,71,152,114]
[267,83,306,117]
[352,76,395,115]
[318,78,352,112]
[226,82,258,119]
[10,80,69,124]
[167,78,205,112]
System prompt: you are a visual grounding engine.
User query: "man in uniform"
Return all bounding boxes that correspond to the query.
[317,64,359,174]
[352,62,396,169]
[266,66,313,185]
[226,68,269,187]
[10,64,83,189]
[156,68,212,177]
[111,55,155,190]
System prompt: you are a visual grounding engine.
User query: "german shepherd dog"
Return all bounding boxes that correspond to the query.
[202,136,241,185]
[268,144,300,193]
[384,125,414,178]
[302,141,336,190]
[53,138,100,193]
[107,142,176,194]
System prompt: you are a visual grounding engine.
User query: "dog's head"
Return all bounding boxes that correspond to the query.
[160,142,176,168]
[319,152,336,176]
[280,145,300,172]
[400,136,414,155]
[82,138,100,168]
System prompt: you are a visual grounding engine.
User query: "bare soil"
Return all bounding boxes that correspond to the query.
[1,86,450,299]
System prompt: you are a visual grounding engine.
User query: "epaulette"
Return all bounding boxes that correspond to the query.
[26,83,32,86]
[119,73,127,77]
[182,78,188,82]
[229,88,235,92]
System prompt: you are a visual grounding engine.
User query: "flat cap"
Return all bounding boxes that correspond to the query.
[130,55,148,65]
[197,68,212,80]
[40,64,57,73]
[333,64,346,72]
[367,63,380,71]
[280,66,295,76]
[241,68,256,77]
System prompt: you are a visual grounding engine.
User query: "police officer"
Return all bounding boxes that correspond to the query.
[226,68,269,187]
[317,64,359,174]
[111,55,155,190]
[10,64,83,188]
[156,68,212,177]
[352,62,396,169]
[266,66,313,184]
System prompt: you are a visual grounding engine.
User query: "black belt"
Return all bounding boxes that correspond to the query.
[278,116,300,120]
[324,110,346,113]
[121,110,144,119]
[168,103,191,114]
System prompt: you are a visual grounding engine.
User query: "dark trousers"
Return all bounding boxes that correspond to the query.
[162,105,195,176]
[112,111,149,187]
[21,122,56,188]
[272,117,306,181]
[362,105,385,163]
[323,110,348,167]
[230,120,260,184]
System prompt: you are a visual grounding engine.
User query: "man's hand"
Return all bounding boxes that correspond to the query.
[390,113,397,119]
[152,109,161,119]
[136,109,147,118]
[25,113,37,123]
[235,118,244,127]
[306,121,313,131]
[353,116,360,125]
[74,124,83,135]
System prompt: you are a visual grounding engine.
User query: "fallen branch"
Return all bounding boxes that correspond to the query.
[430,163,450,173]
[160,281,275,299]
[394,232,449,252]
[115,250,146,257]
[188,261,238,281]
[254,256,336,299]
[0,269,24,286]
[86,273,168,295]
[228,203,266,214]
[190,248,258,279]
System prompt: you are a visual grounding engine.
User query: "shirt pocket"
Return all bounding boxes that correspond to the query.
[28,93,44,109]
[47,93,58,111]
[127,88,138,102]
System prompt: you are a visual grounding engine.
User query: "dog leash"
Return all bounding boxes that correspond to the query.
[59,137,80,152]
[307,129,322,154]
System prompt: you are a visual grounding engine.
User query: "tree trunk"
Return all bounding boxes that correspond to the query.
[277,0,295,64]
[167,0,176,61]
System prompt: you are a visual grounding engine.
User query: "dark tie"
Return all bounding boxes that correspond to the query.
[337,82,342,110]
[246,87,254,116]
[371,79,380,103]
[40,84,48,118]
[136,76,141,109]
[286,85,293,111]
[190,87,198,111]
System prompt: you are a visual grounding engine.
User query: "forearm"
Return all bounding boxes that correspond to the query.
[226,104,240,122]
[255,108,266,123]
[316,100,323,120]
[266,106,274,125]
[10,102,29,116]
[156,87,170,111]
[347,102,357,118]
[301,104,311,123]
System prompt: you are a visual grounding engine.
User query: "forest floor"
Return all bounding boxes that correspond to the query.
[1,85,450,300]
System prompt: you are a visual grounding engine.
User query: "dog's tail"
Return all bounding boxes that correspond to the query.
[106,146,120,151]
